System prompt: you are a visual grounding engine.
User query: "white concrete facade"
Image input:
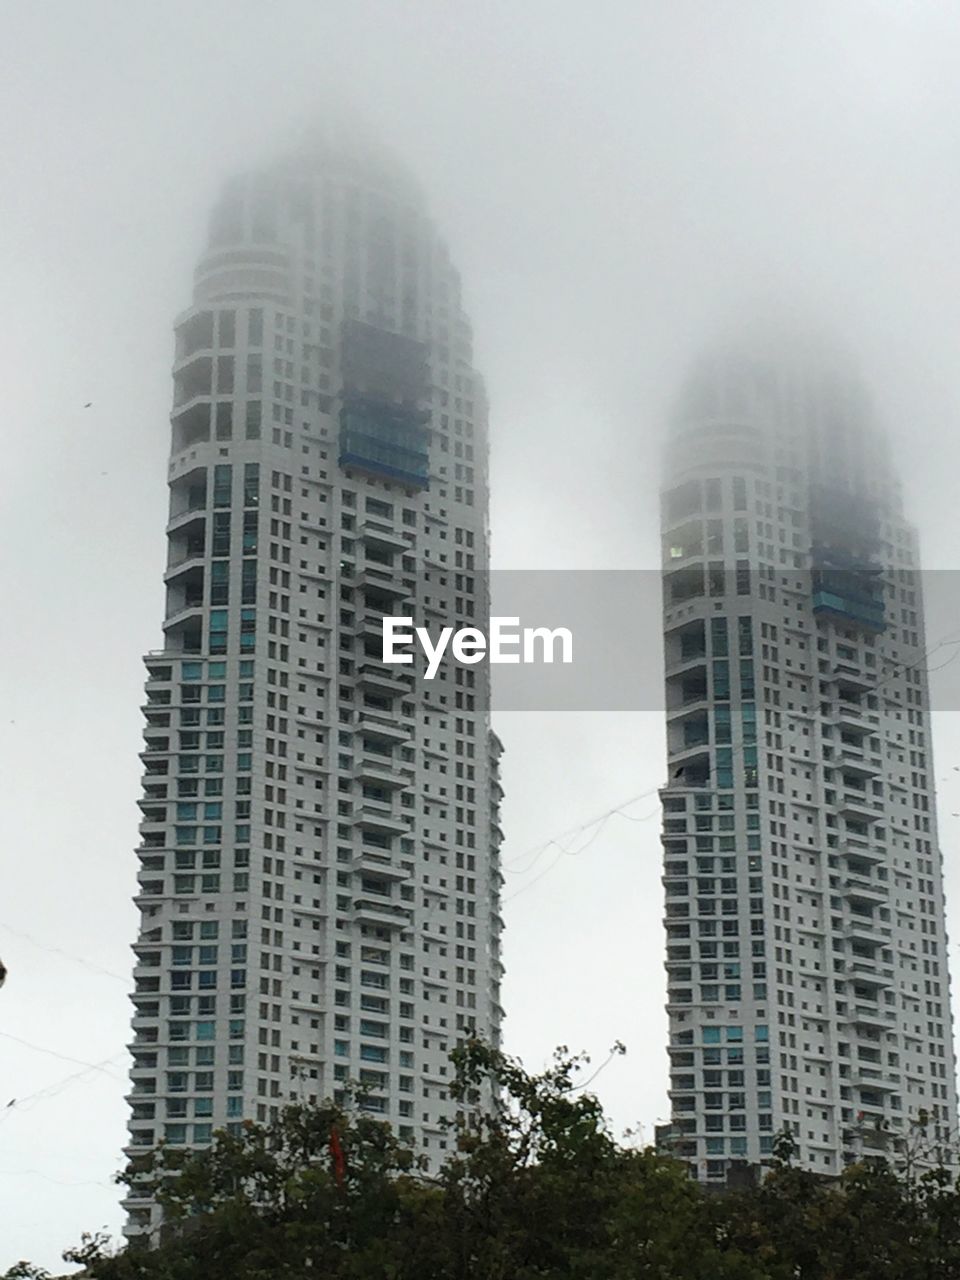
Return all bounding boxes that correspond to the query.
[659,338,958,1181]
[124,133,504,1235]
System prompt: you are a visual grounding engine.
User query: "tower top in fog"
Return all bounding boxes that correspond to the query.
[122,131,503,1239]
[657,323,955,1181]
[668,327,894,508]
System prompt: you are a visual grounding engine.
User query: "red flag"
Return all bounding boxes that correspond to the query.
[329,1124,346,1187]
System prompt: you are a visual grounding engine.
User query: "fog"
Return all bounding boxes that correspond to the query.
[5,0,960,1267]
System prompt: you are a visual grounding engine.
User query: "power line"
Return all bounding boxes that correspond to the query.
[0,1052,131,1143]
[0,1030,127,1080]
[5,1053,130,1117]
[500,621,960,904]
[502,805,659,904]
[503,791,661,874]
[923,647,960,676]
[502,848,565,906]
[3,611,954,1121]
[0,920,129,984]
[0,1166,116,1190]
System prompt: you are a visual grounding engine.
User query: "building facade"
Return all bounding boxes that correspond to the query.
[124,131,504,1236]
[658,335,958,1180]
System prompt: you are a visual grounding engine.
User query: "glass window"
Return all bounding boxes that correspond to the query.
[213,465,232,508]
[218,311,236,348]
[212,511,231,556]
[714,706,731,744]
[243,464,259,506]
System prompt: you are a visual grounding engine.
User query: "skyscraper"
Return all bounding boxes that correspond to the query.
[124,129,504,1236]
[658,333,958,1180]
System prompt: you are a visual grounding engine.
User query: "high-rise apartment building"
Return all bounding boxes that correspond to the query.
[658,335,957,1180]
[124,131,504,1236]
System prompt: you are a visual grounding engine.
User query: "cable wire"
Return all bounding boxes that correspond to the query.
[0,920,129,984]
[500,621,960,903]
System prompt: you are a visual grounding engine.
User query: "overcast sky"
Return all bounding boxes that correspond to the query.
[7,0,960,1268]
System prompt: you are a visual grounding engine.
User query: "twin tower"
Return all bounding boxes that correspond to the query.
[123,136,957,1235]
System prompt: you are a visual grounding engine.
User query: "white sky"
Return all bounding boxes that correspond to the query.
[6,0,960,1268]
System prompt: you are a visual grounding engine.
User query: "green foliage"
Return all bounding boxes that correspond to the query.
[17,1041,960,1279]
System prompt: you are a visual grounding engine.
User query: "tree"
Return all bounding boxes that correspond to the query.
[722,1131,960,1279]
[17,1040,960,1279]
[58,1042,764,1279]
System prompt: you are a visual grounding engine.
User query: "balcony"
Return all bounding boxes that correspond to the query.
[165,551,206,582]
[359,613,390,645]
[666,671,709,715]
[144,663,172,685]
[841,841,886,865]
[166,506,207,538]
[357,566,411,600]
[357,712,411,744]
[355,805,409,838]
[841,876,888,905]
[357,659,412,696]
[848,962,894,989]
[833,704,875,737]
[665,641,708,677]
[664,746,712,789]
[143,685,171,706]
[832,663,875,693]
[844,1005,894,1031]
[354,757,410,791]
[353,899,411,930]
[839,752,881,779]
[360,520,409,554]
[668,718,710,765]
[838,792,882,822]
[170,399,213,452]
[174,309,214,361]
[352,850,411,882]
[163,598,205,633]
[141,724,169,746]
[853,1068,900,1092]
[844,916,890,947]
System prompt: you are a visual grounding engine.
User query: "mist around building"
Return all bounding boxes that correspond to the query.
[5,4,960,1277]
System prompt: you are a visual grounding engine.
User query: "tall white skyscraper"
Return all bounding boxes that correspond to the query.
[659,334,957,1180]
[124,130,504,1236]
